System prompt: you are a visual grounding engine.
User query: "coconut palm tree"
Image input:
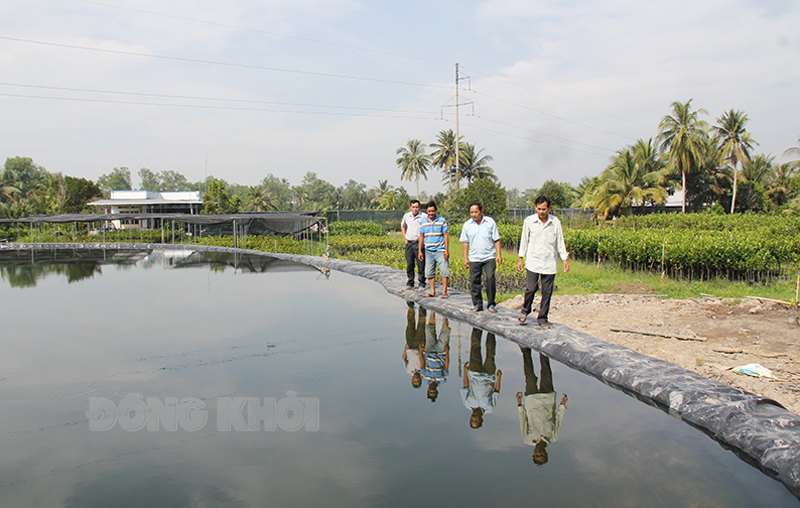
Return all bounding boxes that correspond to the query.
[590,143,668,217]
[741,154,774,186]
[395,139,431,200]
[430,129,464,189]
[657,99,709,213]
[712,110,757,213]
[784,137,800,170]
[766,162,799,207]
[246,184,275,212]
[459,143,496,183]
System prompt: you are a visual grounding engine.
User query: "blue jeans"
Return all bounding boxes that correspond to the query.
[424,249,451,279]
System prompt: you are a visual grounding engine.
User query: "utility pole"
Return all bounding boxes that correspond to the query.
[454,63,460,190]
[443,63,471,189]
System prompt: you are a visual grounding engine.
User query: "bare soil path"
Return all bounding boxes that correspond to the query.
[500,289,800,414]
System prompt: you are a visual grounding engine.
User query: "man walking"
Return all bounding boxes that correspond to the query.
[418,201,450,298]
[401,199,426,289]
[460,202,502,312]
[517,196,569,328]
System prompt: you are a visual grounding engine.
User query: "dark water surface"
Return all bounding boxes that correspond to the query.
[0,249,796,507]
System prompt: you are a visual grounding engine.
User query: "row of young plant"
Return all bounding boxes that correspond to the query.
[609,212,800,235]
[325,220,800,285]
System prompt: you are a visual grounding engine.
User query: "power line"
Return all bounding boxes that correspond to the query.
[460,65,652,130]
[465,88,636,141]
[442,117,612,158]
[74,0,452,67]
[470,114,617,153]
[0,82,438,115]
[0,36,451,90]
[0,92,439,119]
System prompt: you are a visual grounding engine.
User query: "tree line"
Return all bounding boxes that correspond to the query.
[526,101,800,217]
[2,100,798,220]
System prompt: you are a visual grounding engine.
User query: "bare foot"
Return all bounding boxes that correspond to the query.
[440,294,449,299]
[423,293,436,297]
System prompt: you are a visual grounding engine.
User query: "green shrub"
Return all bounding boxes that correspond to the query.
[329,221,385,236]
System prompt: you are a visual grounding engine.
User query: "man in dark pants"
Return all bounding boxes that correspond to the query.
[460,202,502,312]
[516,196,569,328]
[401,199,425,289]
[517,347,567,464]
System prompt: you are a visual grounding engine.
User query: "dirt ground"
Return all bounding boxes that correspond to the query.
[499,286,800,415]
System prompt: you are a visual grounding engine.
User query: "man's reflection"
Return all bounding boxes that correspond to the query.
[517,347,568,465]
[420,311,449,402]
[402,302,427,389]
[461,328,502,429]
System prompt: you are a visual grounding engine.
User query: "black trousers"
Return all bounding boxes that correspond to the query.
[523,348,554,395]
[469,328,496,374]
[522,271,555,324]
[404,241,425,286]
[469,259,497,308]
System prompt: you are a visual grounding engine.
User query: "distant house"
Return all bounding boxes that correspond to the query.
[88,190,203,229]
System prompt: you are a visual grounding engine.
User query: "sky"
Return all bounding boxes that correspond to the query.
[0,0,798,196]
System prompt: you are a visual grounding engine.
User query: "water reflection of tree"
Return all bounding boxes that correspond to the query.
[1,264,102,287]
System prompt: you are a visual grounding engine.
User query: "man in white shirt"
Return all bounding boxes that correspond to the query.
[400,199,426,289]
[460,202,503,312]
[516,196,569,328]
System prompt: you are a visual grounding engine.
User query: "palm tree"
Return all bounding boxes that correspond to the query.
[246,184,275,212]
[784,136,800,170]
[766,162,799,207]
[430,129,464,189]
[589,143,668,217]
[741,154,774,185]
[713,110,757,213]
[657,99,709,213]
[459,143,496,183]
[395,139,431,200]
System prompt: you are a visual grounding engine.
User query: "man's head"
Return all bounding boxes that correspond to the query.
[410,200,420,215]
[411,371,422,388]
[469,202,483,223]
[534,196,551,222]
[470,407,484,429]
[532,439,549,465]
[426,380,439,402]
[426,201,437,221]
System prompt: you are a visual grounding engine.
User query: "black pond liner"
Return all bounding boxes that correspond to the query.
[4,242,800,499]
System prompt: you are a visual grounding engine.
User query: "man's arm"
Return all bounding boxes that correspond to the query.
[443,232,449,261]
[418,233,425,261]
[463,241,470,267]
[517,219,529,272]
[463,363,469,388]
[494,239,503,265]
[494,370,502,392]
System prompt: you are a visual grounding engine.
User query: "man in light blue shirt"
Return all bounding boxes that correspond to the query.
[460,202,502,312]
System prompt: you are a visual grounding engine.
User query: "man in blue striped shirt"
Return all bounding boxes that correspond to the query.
[418,201,451,298]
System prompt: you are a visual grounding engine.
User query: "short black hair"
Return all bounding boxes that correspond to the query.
[534,195,550,207]
[410,199,420,206]
[469,202,483,211]
[426,201,437,211]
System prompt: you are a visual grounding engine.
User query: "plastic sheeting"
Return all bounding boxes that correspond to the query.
[3,242,800,499]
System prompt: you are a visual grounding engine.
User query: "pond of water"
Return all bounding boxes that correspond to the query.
[0,248,796,507]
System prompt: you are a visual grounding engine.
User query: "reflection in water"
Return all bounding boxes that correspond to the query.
[2,250,797,506]
[518,348,568,465]
[402,302,426,389]
[0,248,322,287]
[420,311,450,402]
[461,328,502,429]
